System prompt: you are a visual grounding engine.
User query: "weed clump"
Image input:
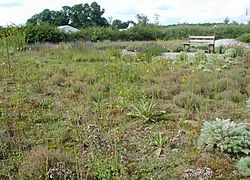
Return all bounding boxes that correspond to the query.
[173,92,201,111]
[19,147,73,179]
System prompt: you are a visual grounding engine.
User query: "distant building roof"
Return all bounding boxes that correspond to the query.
[58,25,80,33]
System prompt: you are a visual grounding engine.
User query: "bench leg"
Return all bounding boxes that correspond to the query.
[208,45,214,53]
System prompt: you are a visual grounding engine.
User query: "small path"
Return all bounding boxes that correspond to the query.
[160,52,195,60]
[160,52,224,60]
[122,49,224,60]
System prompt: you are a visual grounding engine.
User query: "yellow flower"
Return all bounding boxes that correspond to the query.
[0,61,5,66]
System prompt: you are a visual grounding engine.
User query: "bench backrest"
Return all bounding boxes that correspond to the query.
[189,36,215,44]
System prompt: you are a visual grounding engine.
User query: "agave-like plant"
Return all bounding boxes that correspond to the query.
[127,98,166,123]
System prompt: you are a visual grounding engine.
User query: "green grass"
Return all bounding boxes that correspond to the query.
[0,41,249,179]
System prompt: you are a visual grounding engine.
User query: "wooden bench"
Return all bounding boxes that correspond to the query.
[183,36,215,53]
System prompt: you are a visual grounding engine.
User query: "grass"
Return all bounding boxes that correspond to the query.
[0,41,249,179]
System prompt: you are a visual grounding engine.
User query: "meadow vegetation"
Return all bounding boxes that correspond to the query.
[0,37,249,179]
[1,24,250,44]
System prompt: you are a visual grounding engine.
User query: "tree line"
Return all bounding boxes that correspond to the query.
[27,2,109,28]
[26,2,152,29]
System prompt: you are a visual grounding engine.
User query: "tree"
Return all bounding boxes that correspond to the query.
[230,20,239,25]
[224,17,230,24]
[136,14,149,25]
[26,2,108,28]
[153,13,159,25]
[111,19,129,29]
[89,2,108,26]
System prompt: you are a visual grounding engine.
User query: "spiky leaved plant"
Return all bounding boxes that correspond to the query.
[127,98,166,123]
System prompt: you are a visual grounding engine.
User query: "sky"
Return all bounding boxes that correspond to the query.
[0,0,250,26]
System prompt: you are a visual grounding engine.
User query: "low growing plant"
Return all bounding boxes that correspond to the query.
[127,98,166,123]
[224,48,237,58]
[195,50,207,62]
[154,131,167,157]
[177,51,188,61]
[198,118,250,155]
[246,97,250,109]
[237,156,250,177]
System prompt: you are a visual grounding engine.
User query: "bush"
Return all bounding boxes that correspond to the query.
[198,118,250,155]
[237,157,250,177]
[20,23,250,43]
[25,23,65,43]
[238,33,250,43]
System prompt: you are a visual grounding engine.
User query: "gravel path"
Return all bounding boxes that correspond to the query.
[215,39,250,48]
[122,39,249,60]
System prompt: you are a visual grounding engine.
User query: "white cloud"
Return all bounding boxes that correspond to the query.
[0,0,249,26]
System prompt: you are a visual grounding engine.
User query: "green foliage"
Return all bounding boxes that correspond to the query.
[177,51,188,61]
[145,43,167,56]
[173,92,201,112]
[136,14,149,25]
[111,19,130,29]
[127,98,166,123]
[198,118,250,155]
[91,157,121,179]
[238,33,250,43]
[0,40,249,178]
[0,26,26,70]
[237,156,250,177]
[27,2,108,28]
[247,97,250,109]
[195,50,207,62]
[170,44,184,52]
[154,132,167,157]
[91,28,104,42]
[0,27,26,51]
[25,23,65,43]
[12,23,250,43]
[224,48,237,58]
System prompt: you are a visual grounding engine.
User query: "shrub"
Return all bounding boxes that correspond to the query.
[198,118,250,155]
[238,33,250,43]
[25,23,65,43]
[237,156,250,177]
